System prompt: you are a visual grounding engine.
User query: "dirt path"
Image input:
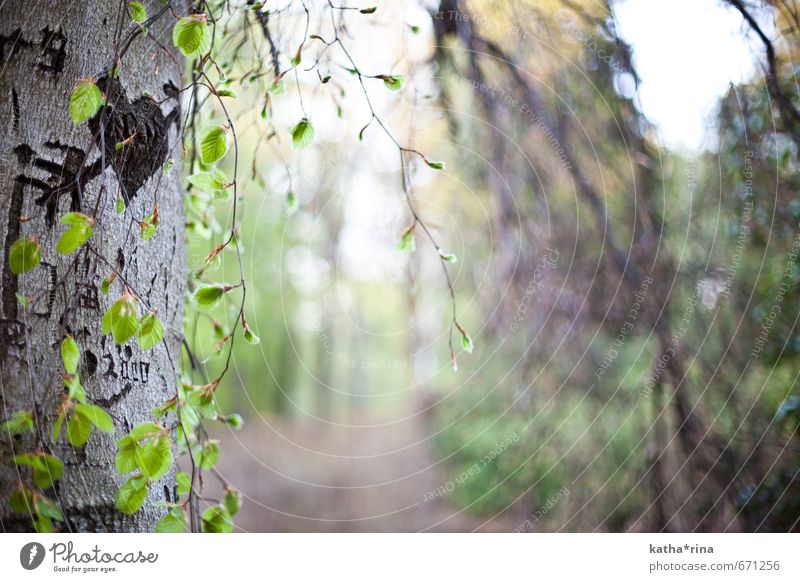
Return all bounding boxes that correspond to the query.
[208,409,517,532]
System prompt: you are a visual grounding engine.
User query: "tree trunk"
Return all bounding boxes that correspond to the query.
[0,0,185,532]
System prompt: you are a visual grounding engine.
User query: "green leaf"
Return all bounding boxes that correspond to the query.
[57,222,92,254]
[426,160,445,170]
[69,79,103,125]
[9,486,33,513]
[129,1,147,23]
[60,212,92,226]
[459,327,474,354]
[224,488,242,516]
[201,505,233,533]
[176,472,191,498]
[243,323,260,345]
[1,410,33,436]
[102,295,140,344]
[397,226,415,252]
[74,403,113,433]
[172,14,211,57]
[439,250,457,263]
[116,474,149,514]
[137,313,165,350]
[382,74,404,91]
[9,237,41,275]
[60,335,80,374]
[116,195,126,214]
[156,507,187,532]
[36,496,64,522]
[286,191,299,215]
[15,453,64,489]
[16,293,29,308]
[67,410,93,447]
[140,214,158,241]
[220,413,244,430]
[360,6,377,13]
[199,439,219,469]
[269,78,286,95]
[194,285,226,310]
[199,126,228,164]
[65,373,86,403]
[290,117,315,150]
[119,421,162,445]
[187,169,228,193]
[139,435,172,481]
[115,441,141,474]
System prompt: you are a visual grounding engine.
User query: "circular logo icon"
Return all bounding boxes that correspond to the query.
[20,542,45,570]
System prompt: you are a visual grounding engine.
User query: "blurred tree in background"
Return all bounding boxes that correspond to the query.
[185,0,800,532]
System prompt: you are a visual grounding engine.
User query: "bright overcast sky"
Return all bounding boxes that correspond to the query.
[614,0,766,151]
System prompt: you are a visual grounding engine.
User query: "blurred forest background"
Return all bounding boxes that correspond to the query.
[189,0,800,532]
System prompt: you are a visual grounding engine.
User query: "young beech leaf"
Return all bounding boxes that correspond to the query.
[102,295,140,345]
[382,74,404,91]
[172,14,211,57]
[65,373,86,403]
[286,191,299,215]
[36,495,64,523]
[74,403,113,433]
[187,169,228,193]
[57,213,93,255]
[199,439,219,469]
[220,413,244,430]
[426,160,445,170]
[140,214,158,241]
[67,410,93,447]
[9,486,33,514]
[397,226,416,253]
[176,472,192,498]
[137,313,165,350]
[201,505,233,533]
[9,237,41,274]
[115,441,141,474]
[199,126,228,164]
[116,474,149,515]
[69,79,103,125]
[194,285,226,310]
[224,488,242,516]
[438,250,458,263]
[290,117,315,150]
[1,410,33,436]
[15,453,64,489]
[458,326,474,354]
[156,507,187,533]
[360,6,377,13]
[242,319,260,344]
[138,435,172,480]
[60,335,80,374]
[128,1,147,23]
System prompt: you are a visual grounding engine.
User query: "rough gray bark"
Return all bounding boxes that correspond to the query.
[0,1,186,532]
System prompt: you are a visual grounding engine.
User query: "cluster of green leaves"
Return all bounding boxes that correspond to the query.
[115,422,172,514]
[2,413,65,531]
[9,455,65,532]
[53,335,114,447]
[8,212,93,280]
[102,292,165,349]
